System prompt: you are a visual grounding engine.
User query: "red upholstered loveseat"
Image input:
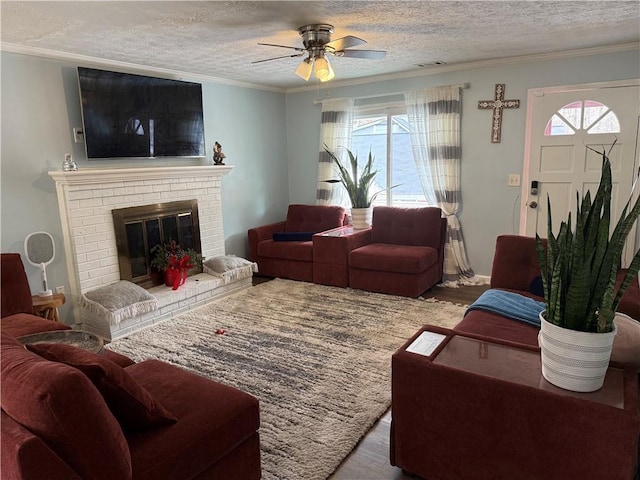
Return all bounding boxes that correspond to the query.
[455,235,640,349]
[1,253,261,480]
[348,206,446,297]
[390,235,640,480]
[247,204,346,282]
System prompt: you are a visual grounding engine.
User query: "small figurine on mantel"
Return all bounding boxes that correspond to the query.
[62,153,77,171]
[212,142,226,165]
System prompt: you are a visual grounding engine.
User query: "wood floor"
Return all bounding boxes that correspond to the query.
[253,276,489,479]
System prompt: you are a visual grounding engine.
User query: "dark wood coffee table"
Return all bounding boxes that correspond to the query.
[18,330,104,354]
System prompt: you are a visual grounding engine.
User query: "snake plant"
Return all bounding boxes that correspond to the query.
[324,146,385,208]
[536,144,640,333]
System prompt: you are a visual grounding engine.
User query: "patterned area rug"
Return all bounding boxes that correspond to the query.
[109,278,467,480]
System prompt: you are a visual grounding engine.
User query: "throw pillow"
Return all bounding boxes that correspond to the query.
[80,280,157,325]
[611,313,640,368]
[529,276,544,297]
[1,335,132,478]
[272,231,315,242]
[203,255,258,283]
[27,343,177,431]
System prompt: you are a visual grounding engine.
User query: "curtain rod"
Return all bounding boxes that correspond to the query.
[314,82,470,106]
[353,82,469,101]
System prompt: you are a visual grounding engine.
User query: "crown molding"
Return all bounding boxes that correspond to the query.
[284,42,640,94]
[3,41,637,95]
[0,43,286,93]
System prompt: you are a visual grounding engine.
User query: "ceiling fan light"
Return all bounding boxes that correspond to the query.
[314,56,330,81]
[295,58,313,81]
[320,61,335,82]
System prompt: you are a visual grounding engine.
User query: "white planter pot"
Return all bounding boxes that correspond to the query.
[351,207,372,230]
[538,312,617,393]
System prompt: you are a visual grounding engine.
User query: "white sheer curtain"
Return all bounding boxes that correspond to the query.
[404,86,486,286]
[316,98,354,206]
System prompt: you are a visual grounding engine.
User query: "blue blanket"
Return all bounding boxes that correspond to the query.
[465,289,545,327]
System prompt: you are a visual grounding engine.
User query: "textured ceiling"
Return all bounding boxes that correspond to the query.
[2,1,639,90]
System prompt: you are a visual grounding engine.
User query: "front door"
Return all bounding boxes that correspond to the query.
[521,82,640,266]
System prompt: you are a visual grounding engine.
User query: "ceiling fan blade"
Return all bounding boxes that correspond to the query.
[325,35,366,51]
[258,42,305,52]
[336,49,387,60]
[251,52,305,64]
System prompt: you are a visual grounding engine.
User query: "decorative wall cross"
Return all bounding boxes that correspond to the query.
[478,84,520,143]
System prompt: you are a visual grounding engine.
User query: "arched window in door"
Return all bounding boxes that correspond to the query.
[544,100,620,136]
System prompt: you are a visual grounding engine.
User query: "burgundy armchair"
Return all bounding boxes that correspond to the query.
[348,207,446,297]
[247,204,346,282]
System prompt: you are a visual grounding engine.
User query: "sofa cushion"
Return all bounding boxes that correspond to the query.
[491,235,544,291]
[0,335,132,479]
[1,409,82,480]
[102,348,137,368]
[26,343,176,431]
[370,207,442,247]
[125,359,260,480]
[1,313,70,337]
[257,239,314,262]
[454,310,541,347]
[284,204,345,232]
[1,253,34,317]
[349,243,439,274]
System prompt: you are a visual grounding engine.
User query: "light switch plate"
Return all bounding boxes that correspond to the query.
[507,174,521,187]
[73,127,85,144]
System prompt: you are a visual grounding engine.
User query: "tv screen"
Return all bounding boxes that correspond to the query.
[78,67,205,159]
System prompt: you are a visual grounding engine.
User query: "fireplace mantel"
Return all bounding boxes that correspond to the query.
[49,165,233,185]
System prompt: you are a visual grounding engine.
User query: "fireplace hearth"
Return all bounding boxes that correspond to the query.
[113,200,202,288]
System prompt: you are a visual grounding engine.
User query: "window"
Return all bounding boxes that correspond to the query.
[544,100,620,136]
[351,106,428,207]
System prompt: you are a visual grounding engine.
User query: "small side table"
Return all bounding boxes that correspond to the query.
[312,226,371,287]
[32,293,66,322]
[391,327,639,480]
[18,330,104,354]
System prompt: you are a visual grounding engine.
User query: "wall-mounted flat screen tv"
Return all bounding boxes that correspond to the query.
[78,67,205,159]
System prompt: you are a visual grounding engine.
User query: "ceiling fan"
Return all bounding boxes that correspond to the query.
[252,24,386,82]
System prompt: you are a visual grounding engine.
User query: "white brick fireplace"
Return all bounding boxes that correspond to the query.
[49,165,248,338]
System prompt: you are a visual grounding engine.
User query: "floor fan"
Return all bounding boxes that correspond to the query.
[24,231,55,296]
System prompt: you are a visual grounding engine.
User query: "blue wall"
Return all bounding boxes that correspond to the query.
[1,52,289,309]
[284,48,640,276]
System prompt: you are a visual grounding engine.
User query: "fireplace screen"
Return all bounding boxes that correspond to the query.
[113,200,202,288]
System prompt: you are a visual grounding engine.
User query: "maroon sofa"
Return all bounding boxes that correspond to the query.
[1,253,261,480]
[455,235,640,352]
[347,207,446,297]
[248,204,346,282]
[390,235,640,480]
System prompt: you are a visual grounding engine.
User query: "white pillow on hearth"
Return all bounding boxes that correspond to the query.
[203,255,258,284]
[80,281,157,325]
